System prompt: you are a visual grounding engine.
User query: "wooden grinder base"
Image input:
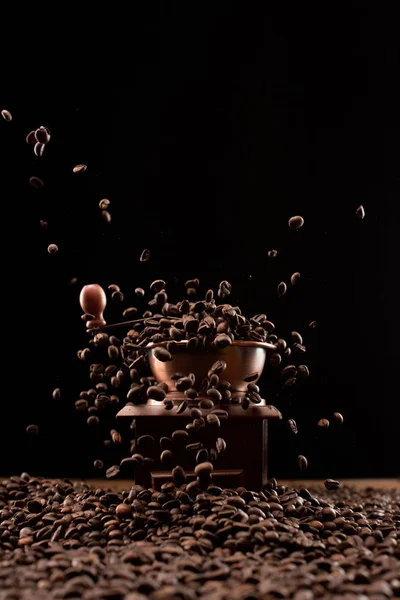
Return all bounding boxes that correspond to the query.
[117,400,281,491]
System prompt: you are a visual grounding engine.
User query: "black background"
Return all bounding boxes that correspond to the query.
[1,4,399,479]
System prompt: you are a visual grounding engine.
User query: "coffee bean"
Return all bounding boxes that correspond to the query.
[175,377,193,391]
[185,387,198,399]
[333,411,344,424]
[160,449,173,464]
[29,176,44,188]
[135,287,145,297]
[356,205,365,219]
[190,408,202,419]
[284,376,297,387]
[1,109,12,121]
[196,449,209,464]
[176,400,188,414]
[99,198,110,210]
[75,399,88,411]
[52,387,61,401]
[297,364,309,377]
[290,272,301,286]
[268,249,278,258]
[153,347,172,362]
[93,459,104,470]
[208,361,226,377]
[140,248,150,262]
[298,455,308,472]
[293,343,306,353]
[26,424,39,436]
[163,399,174,410]
[101,209,112,223]
[172,430,189,443]
[318,418,330,428]
[287,419,298,434]
[282,365,297,378]
[289,215,304,229]
[309,320,317,328]
[247,383,259,393]
[194,461,213,475]
[26,130,36,144]
[206,413,220,427]
[87,415,99,426]
[324,479,340,490]
[47,243,58,254]
[186,442,203,452]
[106,465,120,479]
[172,465,186,485]
[73,164,88,173]
[35,126,51,144]
[216,437,226,453]
[277,282,287,297]
[244,372,258,382]
[111,429,123,445]
[269,353,282,366]
[291,331,303,344]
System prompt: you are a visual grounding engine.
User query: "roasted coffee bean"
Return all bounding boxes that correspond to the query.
[175,377,193,392]
[242,396,250,410]
[73,163,88,173]
[206,388,222,402]
[190,408,202,419]
[290,272,301,285]
[247,383,259,393]
[160,449,173,464]
[176,400,188,414]
[87,415,99,426]
[111,429,122,445]
[196,448,209,463]
[248,392,262,404]
[199,398,214,409]
[137,435,155,452]
[309,320,317,328]
[210,360,227,375]
[282,365,297,378]
[214,333,232,348]
[333,412,344,424]
[34,141,45,156]
[106,465,120,479]
[287,419,298,434]
[123,307,138,319]
[216,437,227,453]
[52,387,61,401]
[132,453,144,465]
[29,175,44,188]
[135,287,145,297]
[26,130,37,144]
[186,442,203,452]
[298,455,308,472]
[291,331,303,344]
[277,281,287,297]
[153,347,172,362]
[288,215,304,229]
[35,126,51,144]
[269,352,282,366]
[318,418,330,428]
[172,430,189,443]
[163,399,174,410]
[293,342,306,353]
[75,398,88,411]
[150,279,166,293]
[99,198,110,209]
[26,424,39,436]
[297,364,309,377]
[325,479,340,490]
[1,109,12,121]
[194,461,213,475]
[172,465,186,485]
[356,204,365,219]
[206,413,220,427]
[284,376,297,387]
[108,345,119,360]
[244,372,258,382]
[185,387,198,399]
[268,249,278,258]
[140,248,150,262]
[47,243,58,254]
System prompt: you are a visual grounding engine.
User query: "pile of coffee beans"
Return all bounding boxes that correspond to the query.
[1,474,398,599]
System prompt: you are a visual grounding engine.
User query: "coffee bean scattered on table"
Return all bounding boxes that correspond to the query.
[0,475,398,599]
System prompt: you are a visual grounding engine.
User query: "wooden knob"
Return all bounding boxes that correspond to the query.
[79,284,107,329]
